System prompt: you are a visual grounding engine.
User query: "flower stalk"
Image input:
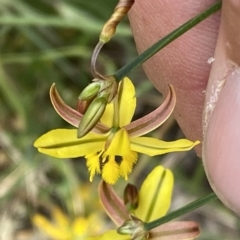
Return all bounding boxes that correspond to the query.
[91,0,134,80]
[80,0,136,134]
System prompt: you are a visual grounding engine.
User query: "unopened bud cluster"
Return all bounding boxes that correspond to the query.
[77,76,118,138]
[117,215,149,240]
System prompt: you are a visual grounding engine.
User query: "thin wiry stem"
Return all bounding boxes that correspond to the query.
[144,192,218,231]
[91,41,105,79]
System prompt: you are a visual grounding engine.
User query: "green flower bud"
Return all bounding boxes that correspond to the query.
[117,219,137,235]
[78,82,101,101]
[117,216,148,240]
[77,97,107,138]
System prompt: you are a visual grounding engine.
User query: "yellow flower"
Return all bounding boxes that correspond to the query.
[34,77,199,184]
[93,166,200,240]
[33,207,103,240]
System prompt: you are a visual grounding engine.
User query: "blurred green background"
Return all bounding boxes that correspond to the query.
[0,0,239,239]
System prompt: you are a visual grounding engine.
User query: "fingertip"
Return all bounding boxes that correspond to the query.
[202,0,240,215]
[203,66,240,215]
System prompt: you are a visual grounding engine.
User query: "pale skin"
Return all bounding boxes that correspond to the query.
[129,0,240,215]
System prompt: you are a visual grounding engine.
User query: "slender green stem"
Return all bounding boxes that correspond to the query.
[91,41,105,79]
[114,1,222,81]
[144,192,218,231]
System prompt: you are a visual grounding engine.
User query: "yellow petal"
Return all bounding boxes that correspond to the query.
[102,156,120,184]
[85,214,105,235]
[72,217,89,236]
[87,230,130,240]
[100,77,136,128]
[52,207,69,229]
[130,137,200,156]
[105,129,131,156]
[86,153,101,182]
[118,77,136,127]
[119,151,138,180]
[135,166,174,222]
[34,129,106,158]
[100,101,114,127]
[32,214,70,239]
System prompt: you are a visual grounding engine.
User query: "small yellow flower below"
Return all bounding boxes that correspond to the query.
[33,207,103,240]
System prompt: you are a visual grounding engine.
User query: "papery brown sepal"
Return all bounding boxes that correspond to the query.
[99,181,129,226]
[50,83,109,134]
[125,85,176,137]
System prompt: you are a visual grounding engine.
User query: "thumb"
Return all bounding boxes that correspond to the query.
[203,0,240,215]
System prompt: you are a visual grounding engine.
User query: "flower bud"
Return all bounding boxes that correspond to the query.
[117,216,148,240]
[117,219,137,235]
[78,82,101,101]
[100,0,134,43]
[124,183,139,211]
[77,97,107,138]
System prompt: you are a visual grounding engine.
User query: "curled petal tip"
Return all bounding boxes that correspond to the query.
[50,83,84,128]
[126,84,176,137]
[50,84,109,135]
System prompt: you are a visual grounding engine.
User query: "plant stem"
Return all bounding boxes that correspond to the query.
[144,192,218,231]
[114,1,222,81]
